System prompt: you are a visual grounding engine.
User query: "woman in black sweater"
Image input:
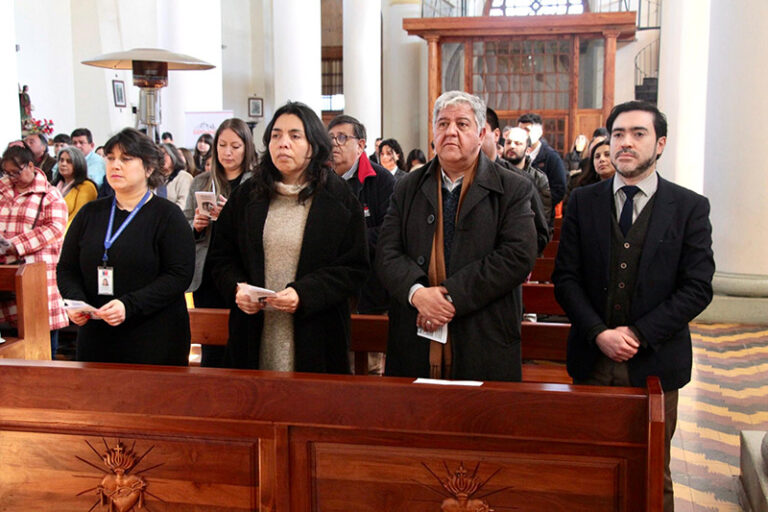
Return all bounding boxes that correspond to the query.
[57,128,195,365]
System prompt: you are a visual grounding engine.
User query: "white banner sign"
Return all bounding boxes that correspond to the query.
[184,111,234,148]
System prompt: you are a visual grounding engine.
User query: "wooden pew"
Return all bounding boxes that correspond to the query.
[523,282,565,316]
[0,359,665,511]
[542,240,559,257]
[0,263,51,360]
[188,308,569,383]
[530,256,555,283]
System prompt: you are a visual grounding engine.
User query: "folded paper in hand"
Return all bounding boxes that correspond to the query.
[237,283,277,301]
[63,299,98,314]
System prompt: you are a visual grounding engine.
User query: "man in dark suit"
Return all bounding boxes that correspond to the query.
[377,91,537,382]
[552,101,715,512]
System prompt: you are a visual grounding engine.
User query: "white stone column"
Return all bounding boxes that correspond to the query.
[382,0,424,155]
[657,0,711,193]
[0,0,21,144]
[704,0,768,283]
[157,0,223,147]
[343,0,382,155]
[272,0,322,116]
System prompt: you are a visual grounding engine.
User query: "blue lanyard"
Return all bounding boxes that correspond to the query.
[102,190,152,264]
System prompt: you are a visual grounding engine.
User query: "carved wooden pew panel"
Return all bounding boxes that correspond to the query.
[0,360,664,511]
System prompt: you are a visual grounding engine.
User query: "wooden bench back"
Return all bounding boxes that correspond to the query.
[0,360,665,511]
[188,307,569,380]
[0,263,50,360]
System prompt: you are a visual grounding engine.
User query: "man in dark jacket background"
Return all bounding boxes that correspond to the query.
[517,113,566,222]
[376,91,537,382]
[482,107,550,255]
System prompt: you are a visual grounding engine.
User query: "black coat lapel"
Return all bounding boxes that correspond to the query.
[638,175,675,278]
[245,195,270,285]
[592,179,613,279]
[418,159,439,213]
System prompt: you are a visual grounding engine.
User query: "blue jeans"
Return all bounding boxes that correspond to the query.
[50,329,59,359]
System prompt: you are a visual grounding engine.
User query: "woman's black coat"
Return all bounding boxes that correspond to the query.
[207,171,369,373]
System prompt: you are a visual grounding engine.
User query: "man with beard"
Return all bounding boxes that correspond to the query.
[504,126,552,226]
[516,113,566,220]
[552,101,715,512]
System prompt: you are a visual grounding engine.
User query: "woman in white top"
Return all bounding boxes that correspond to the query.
[159,143,193,209]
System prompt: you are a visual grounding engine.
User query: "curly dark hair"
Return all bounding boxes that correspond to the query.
[252,101,332,204]
[103,128,165,188]
[379,138,405,171]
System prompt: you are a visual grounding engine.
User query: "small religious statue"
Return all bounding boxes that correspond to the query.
[18,84,32,122]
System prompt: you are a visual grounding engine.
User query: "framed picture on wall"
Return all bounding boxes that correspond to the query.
[112,80,126,108]
[248,97,263,118]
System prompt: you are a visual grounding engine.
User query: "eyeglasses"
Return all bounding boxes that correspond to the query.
[2,165,26,178]
[329,133,358,146]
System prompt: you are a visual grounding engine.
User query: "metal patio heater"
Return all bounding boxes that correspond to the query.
[82,48,214,142]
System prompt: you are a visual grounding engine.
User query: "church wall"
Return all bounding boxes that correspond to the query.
[703,0,768,277]
[14,0,77,142]
[1,0,21,144]
[382,0,426,157]
[221,0,254,127]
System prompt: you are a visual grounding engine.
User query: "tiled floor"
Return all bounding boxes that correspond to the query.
[672,323,768,511]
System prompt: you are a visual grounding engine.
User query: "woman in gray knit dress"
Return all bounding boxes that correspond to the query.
[208,102,369,373]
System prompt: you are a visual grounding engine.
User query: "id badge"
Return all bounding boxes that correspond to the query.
[98,266,114,296]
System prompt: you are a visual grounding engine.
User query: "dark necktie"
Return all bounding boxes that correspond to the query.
[619,185,640,236]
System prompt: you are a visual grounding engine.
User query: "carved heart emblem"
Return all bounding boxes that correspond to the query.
[441,498,491,512]
[99,473,146,512]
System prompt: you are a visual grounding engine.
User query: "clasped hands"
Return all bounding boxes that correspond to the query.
[236,284,300,315]
[596,326,640,363]
[67,299,126,327]
[412,286,454,332]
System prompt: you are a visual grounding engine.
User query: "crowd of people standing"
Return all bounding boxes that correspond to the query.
[0,96,618,369]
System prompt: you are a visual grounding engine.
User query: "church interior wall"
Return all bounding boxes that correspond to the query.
[2,1,22,145]
[704,0,768,277]
[14,0,77,142]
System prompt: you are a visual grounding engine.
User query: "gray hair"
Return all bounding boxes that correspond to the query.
[432,91,486,134]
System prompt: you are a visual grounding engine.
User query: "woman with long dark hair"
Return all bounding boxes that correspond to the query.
[406,148,427,172]
[52,146,98,229]
[57,128,194,365]
[183,118,257,366]
[574,138,615,189]
[193,133,213,172]
[207,101,368,373]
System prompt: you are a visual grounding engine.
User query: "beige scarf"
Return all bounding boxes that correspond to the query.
[427,163,476,379]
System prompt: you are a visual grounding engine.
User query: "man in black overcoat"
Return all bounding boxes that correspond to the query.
[552,101,715,512]
[376,90,537,382]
